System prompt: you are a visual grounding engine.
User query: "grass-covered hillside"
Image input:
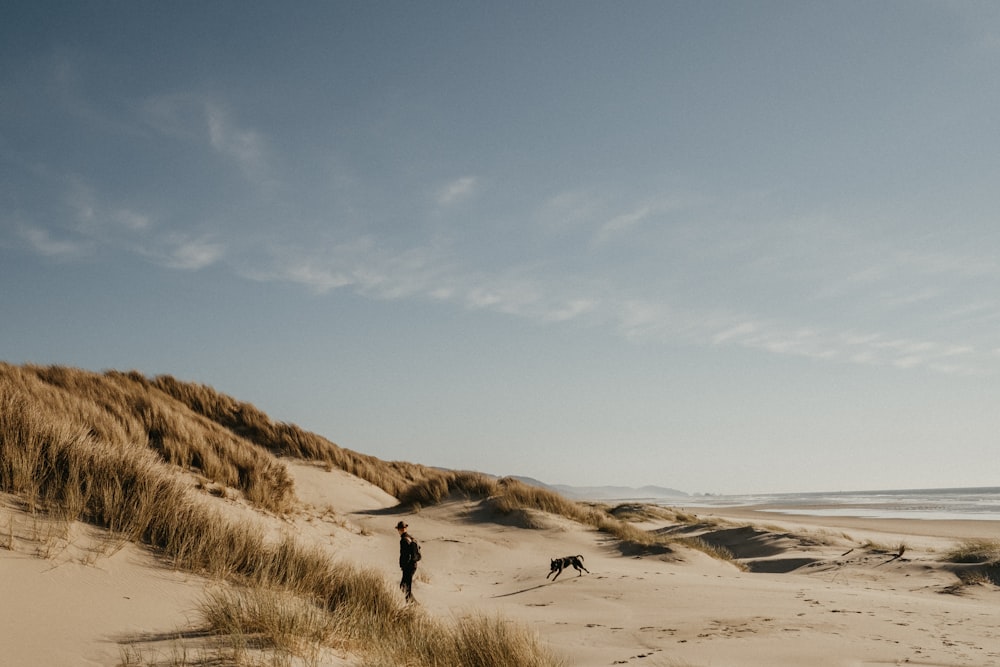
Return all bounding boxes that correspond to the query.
[0,362,703,666]
[0,362,567,665]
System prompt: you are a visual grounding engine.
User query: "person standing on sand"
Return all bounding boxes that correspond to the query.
[396,520,419,602]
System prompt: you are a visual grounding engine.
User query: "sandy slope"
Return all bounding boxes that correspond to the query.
[289,463,1000,667]
[3,464,999,666]
[0,502,208,667]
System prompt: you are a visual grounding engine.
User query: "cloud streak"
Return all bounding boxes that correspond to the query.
[10,175,227,273]
[143,93,272,186]
[205,103,269,183]
[160,236,226,270]
[238,227,1000,377]
[14,175,999,378]
[17,224,92,259]
[436,176,477,207]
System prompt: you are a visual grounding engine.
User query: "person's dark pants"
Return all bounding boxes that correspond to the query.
[400,565,416,601]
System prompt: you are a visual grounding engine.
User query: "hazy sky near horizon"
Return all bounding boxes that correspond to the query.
[4,2,1000,494]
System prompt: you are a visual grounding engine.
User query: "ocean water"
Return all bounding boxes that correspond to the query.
[675,487,1000,521]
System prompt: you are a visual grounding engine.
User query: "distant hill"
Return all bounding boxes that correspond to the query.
[511,476,688,501]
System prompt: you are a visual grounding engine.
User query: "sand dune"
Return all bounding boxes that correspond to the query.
[0,499,208,666]
[6,364,995,665]
[329,483,1000,667]
[4,461,999,666]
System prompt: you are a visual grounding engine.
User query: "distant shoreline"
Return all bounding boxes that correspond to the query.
[679,502,1000,541]
[624,486,1000,523]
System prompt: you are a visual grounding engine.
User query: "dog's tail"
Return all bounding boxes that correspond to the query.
[577,554,584,560]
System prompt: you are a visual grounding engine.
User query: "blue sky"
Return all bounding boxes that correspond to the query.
[3,2,1000,494]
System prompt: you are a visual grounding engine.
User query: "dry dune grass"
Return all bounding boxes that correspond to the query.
[0,362,771,563]
[6,364,293,512]
[151,373,439,499]
[946,538,1000,587]
[946,538,1000,563]
[197,586,335,659]
[60,364,709,559]
[366,610,563,667]
[0,362,563,666]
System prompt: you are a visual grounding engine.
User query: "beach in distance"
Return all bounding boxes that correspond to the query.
[675,486,1000,521]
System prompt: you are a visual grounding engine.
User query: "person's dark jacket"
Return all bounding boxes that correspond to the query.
[399,532,417,569]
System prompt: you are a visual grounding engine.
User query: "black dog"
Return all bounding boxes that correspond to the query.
[546,554,590,581]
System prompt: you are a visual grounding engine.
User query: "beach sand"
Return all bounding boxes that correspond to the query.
[3,463,999,666]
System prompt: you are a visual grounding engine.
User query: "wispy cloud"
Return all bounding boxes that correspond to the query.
[893,247,998,279]
[17,224,92,259]
[223,196,1000,378]
[593,205,653,245]
[67,180,98,224]
[67,179,153,234]
[279,262,353,293]
[143,94,271,185]
[544,298,599,322]
[535,190,603,235]
[114,209,152,231]
[160,236,225,270]
[436,275,598,324]
[712,322,759,345]
[436,176,477,207]
[703,317,990,376]
[243,234,604,326]
[13,174,225,272]
[615,299,675,343]
[205,103,268,182]
[27,185,994,377]
[242,237,436,296]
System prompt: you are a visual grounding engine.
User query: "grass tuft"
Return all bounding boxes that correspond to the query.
[946,538,1000,564]
[198,586,333,655]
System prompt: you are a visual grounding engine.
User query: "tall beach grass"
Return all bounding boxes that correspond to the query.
[0,362,563,666]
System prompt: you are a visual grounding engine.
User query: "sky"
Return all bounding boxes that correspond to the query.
[3,2,1000,495]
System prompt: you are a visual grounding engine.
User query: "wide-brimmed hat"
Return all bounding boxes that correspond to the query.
[395,521,408,530]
